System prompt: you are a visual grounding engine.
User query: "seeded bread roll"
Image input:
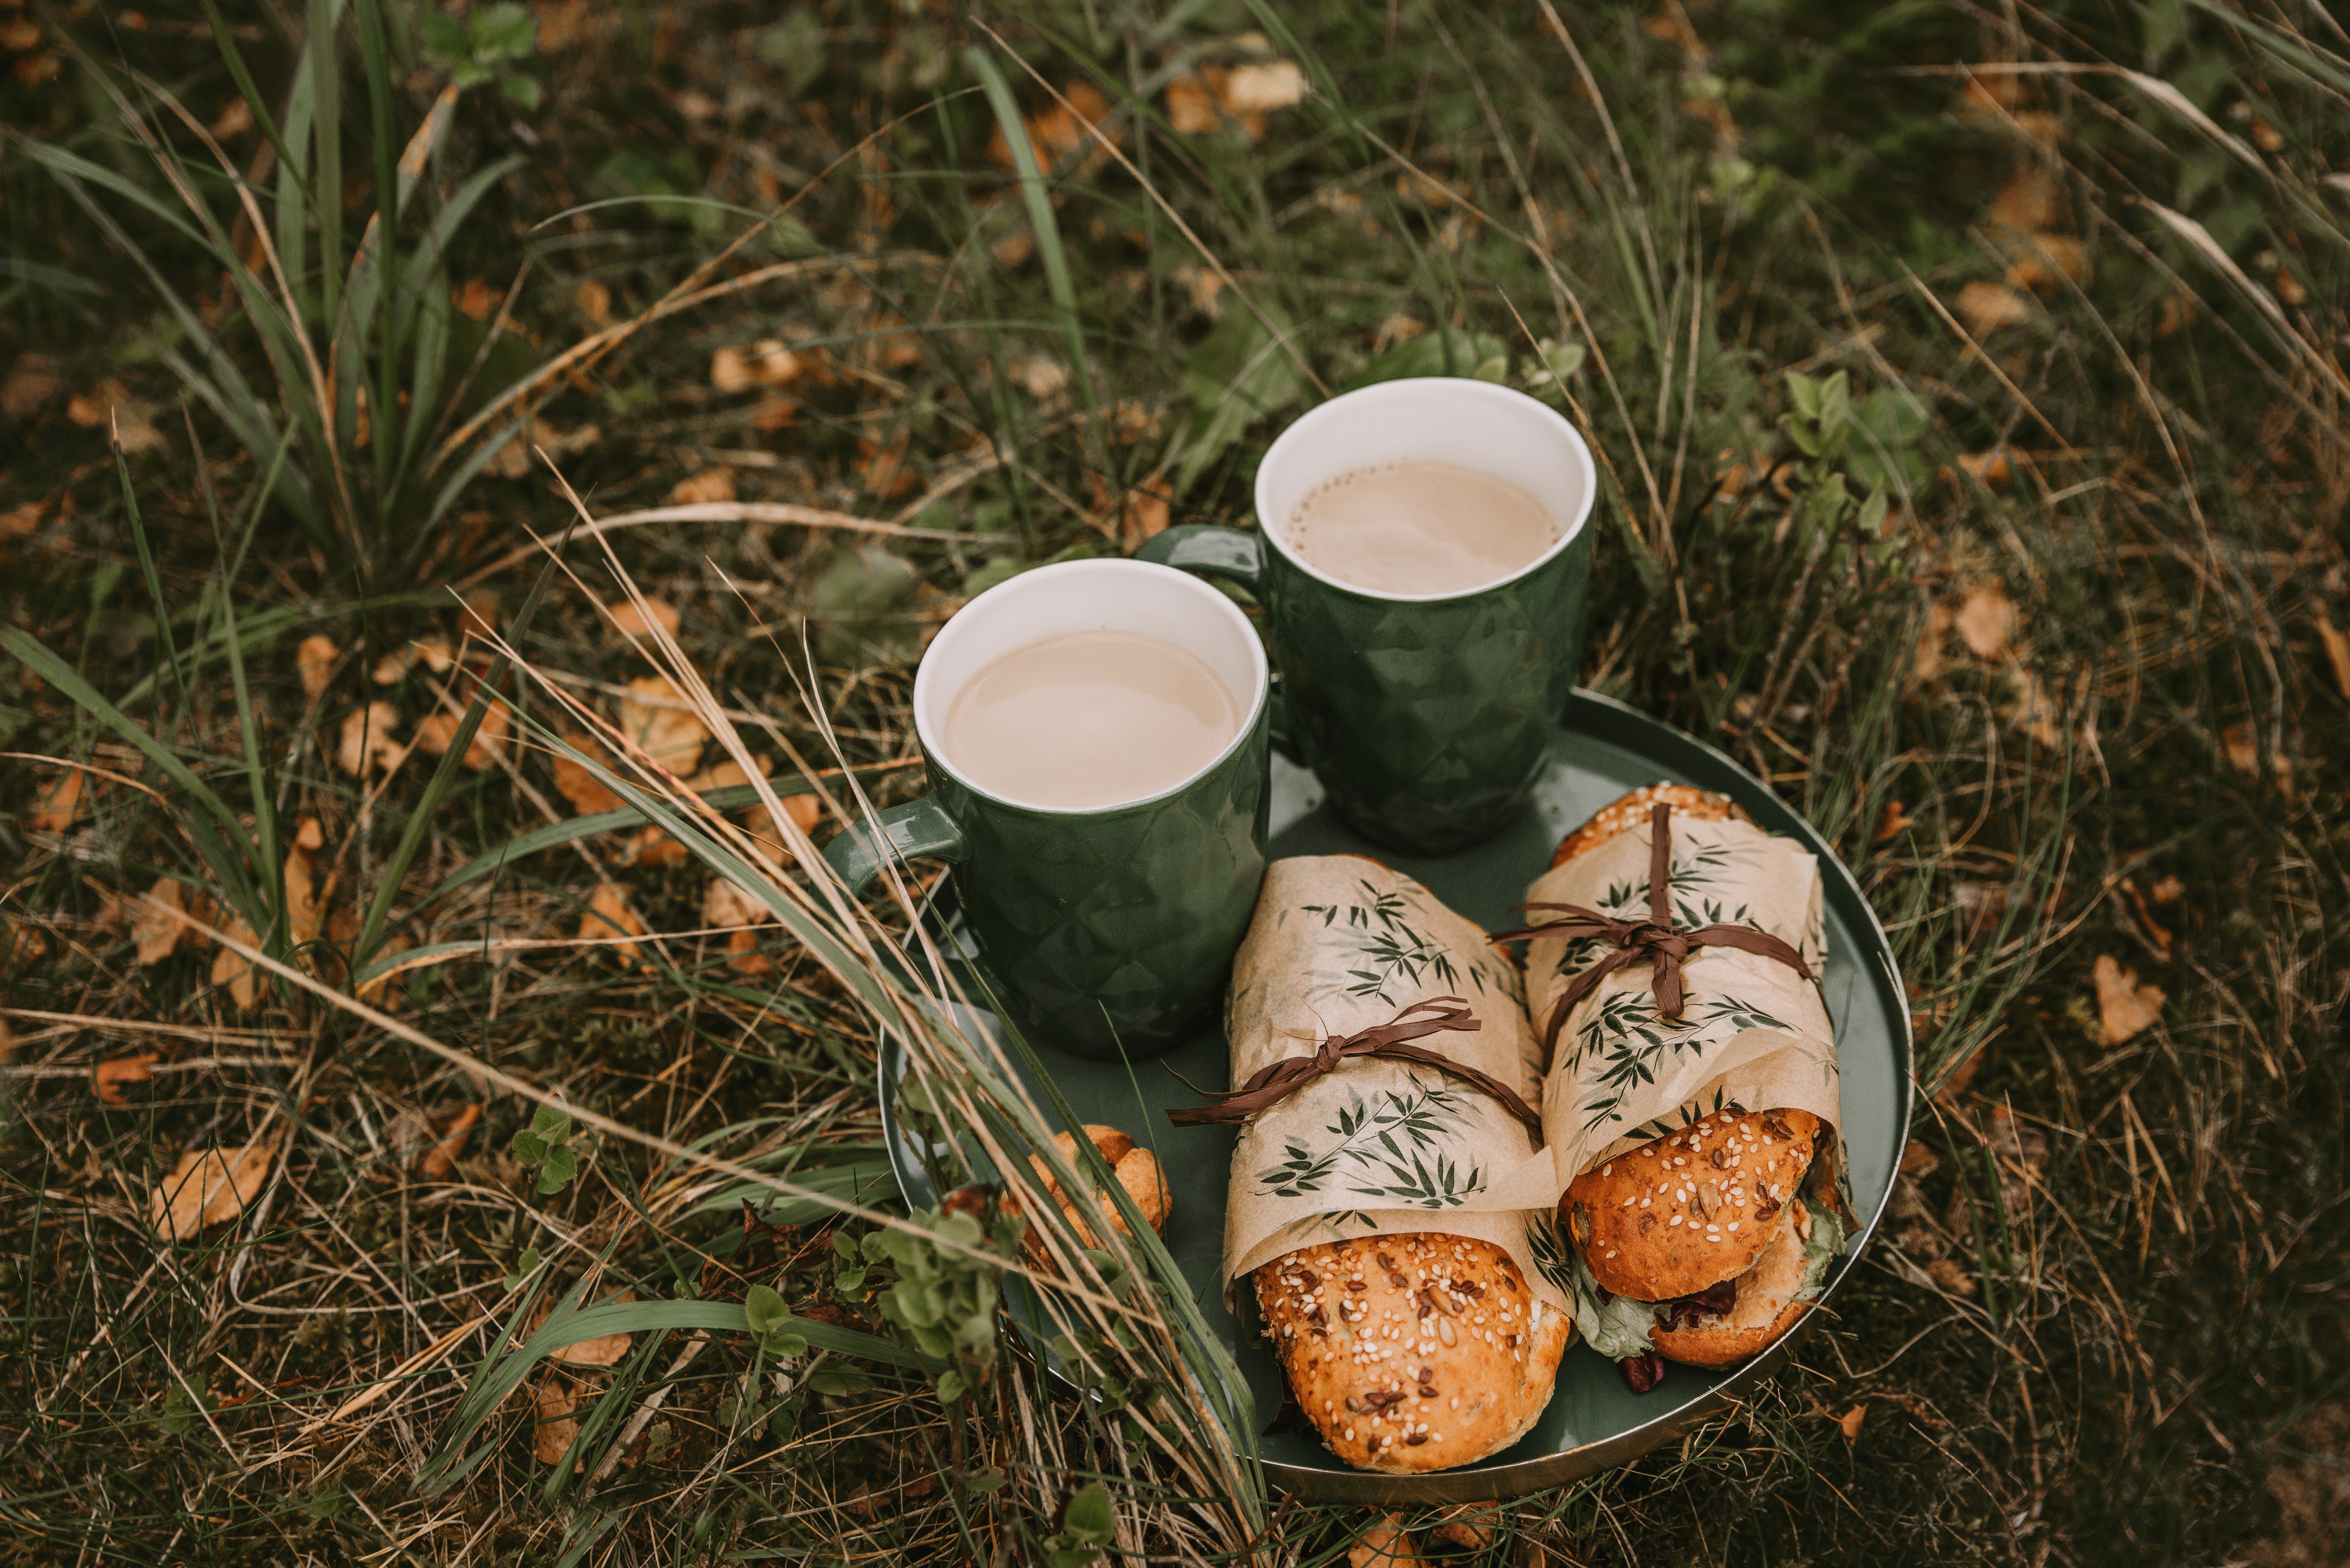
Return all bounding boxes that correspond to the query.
[1549,782,1747,870]
[1646,1196,1818,1367]
[1562,1107,1821,1302]
[1253,1233,1571,1473]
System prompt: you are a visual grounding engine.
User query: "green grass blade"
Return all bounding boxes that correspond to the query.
[199,0,312,211]
[309,0,344,328]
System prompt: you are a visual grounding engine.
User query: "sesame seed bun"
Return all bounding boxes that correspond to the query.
[1646,1196,1818,1367]
[1560,1108,1822,1303]
[1549,783,1748,870]
[1252,1233,1572,1473]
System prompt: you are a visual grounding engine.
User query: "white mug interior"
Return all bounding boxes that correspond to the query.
[1252,377,1599,602]
[913,558,1271,813]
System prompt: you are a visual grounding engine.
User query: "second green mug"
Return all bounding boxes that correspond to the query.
[1141,377,1598,854]
[822,558,1270,1061]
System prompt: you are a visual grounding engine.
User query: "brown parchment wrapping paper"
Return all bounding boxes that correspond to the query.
[1486,813,1839,1209]
[1217,857,1572,1311]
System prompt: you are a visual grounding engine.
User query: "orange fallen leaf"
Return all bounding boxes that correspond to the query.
[2,352,61,421]
[2219,720,2293,795]
[620,826,689,869]
[283,845,322,946]
[418,1102,481,1180]
[684,755,770,794]
[1347,1513,1422,1568]
[1838,1403,1868,1441]
[553,732,624,815]
[988,80,1115,171]
[1899,1139,1940,1177]
[581,882,648,967]
[1955,584,2019,659]
[2150,875,2184,905]
[29,769,85,834]
[93,1051,161,1106]
[296,635,340,700]
[1873,800,1915,842]
[294,815,325,851]
[620,677,708,775]
[132,878,194,964]
[533,1381,581,1465]
[336,702,405,777]
[575,279,613,329]
[670,468,736,506]
[456,277,496,321]
[1913,602,1955,686]
[211,916,260,1009]
[1218,60,1306,116]
[2314,614,2350,702]
[149,1138,275,1241]
[608,596,682,641]
[552,1295,637,1366]
[2093,954,2163,1045]
[1957,449,2013,486]
[2003,233,2089,292]
[412,698,511,770]
[1925,1257,1979,1296]
[458,589,500,642]
[1955,280,2031,337]
[1987,167,2066,234]
[1166,73,1220,135]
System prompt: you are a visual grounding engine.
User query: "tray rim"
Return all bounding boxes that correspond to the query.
[877,688,1914,1505]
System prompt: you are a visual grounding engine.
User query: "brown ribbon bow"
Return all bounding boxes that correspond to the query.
[1166,996,1544,1135]
[1491,801,1815,1058]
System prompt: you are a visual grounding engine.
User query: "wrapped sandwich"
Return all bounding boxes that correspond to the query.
[1496,785,1847,1390]
[1172,857,1573,1473]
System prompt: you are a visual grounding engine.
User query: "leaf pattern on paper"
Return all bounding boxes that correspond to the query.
[1566,990,1797,1135]
[1298,882,1476,1006]
[1251,1080,1477,1199]
[1348,1147,1486,1209]
[1523,1207,1578,1297]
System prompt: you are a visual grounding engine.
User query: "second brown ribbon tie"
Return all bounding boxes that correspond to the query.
[1490,800,1816,1057]
[1165,995,1544,1135]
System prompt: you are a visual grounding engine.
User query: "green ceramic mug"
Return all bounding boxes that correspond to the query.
[1139,377,1597,854]
[822,559,1271,1061]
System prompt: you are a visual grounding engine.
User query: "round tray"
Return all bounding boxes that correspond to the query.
[878,690,1911,1504]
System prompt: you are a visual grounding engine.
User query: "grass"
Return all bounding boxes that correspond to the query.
[1,0,2346,1563]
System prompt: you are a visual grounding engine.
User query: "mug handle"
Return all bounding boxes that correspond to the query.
[1135,525,1299,762]
[822,795,968,895]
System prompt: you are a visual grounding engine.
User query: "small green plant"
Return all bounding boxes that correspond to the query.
[1042,1482,1116,1568]
[418,3,543,110]
[501,1245,544,1290]
[510,1105,579,1194]
[158,1371,212,1436]
[868,1207,1014,1406]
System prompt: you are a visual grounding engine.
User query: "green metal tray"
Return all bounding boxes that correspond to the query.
[878,690,1912,1504]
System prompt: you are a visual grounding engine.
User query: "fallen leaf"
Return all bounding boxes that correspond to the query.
[1838,1403,1868,1441]
[2007,668,2064,747]
[533,1382,581,1465]
[1955,584,2018,659]
[2314,615,2350,702]
[149,1138,275,1241]
[670,468,736,506]
[371,636,456,684]
[457,277,496,321]
[133,879,194,964]
[990,228,1036,268]
[211,916,260,1009]
[283,845,321,946]
[336,702,405,777]
[93,1052,160,1106]
[1165,73,1221,135]
[706,877,781,973]
[1218,60,1305,115]
[576,279,613,328]
[620,826,689,869]
[1873,800,1915,842]
[1987,166,2066,234]
[1348,1513,1422,1567]
[1913,601,1955,685]
[552,1295,636,1365]
[619,677,708,775]
[2093,954,2164,1045]
[1008,356,1068,399]
[608,596,682,641]
[1422,1511,1493,1552]
[1899,1139,1940,1177]
[553,732,624,815]
[2,352,62,421]
[1088,472,1173,553]
[296,635,340,700]
[294,815,325,851]
[684,755,768,793]
[988,80,1116,172]
[0,498,46,544]
[29,770,85,833]
[458,589,500,642]
[2003,233,2089,292]
[0,913,48,968]
[1924,1257,1979,1296]
[2150,875,2184,905]
[2219,720,2293,795]
[1957,449,2013,486]
[581,882,647,966]
[2276,269,2307,308]
[418,1102,481,1180]
[1956,280,2031,338]
[412,699,511,771]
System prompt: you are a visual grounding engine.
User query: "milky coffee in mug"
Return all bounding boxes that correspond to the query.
[939,629,1244,811]
[1284,460,1560,597]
